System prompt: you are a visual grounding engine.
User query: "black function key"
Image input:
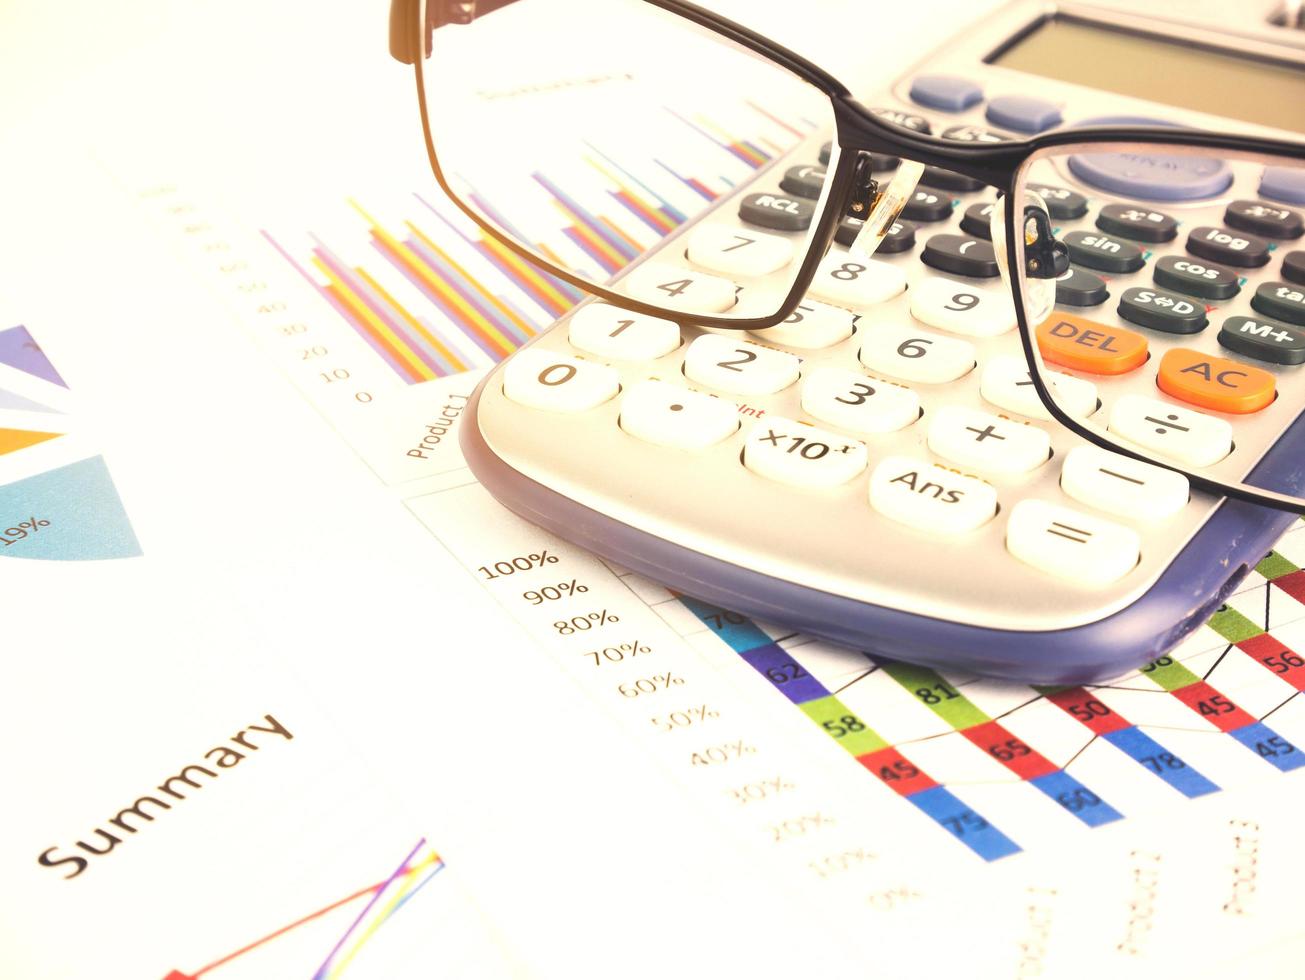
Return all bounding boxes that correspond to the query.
[819,141,897,172]
[1096,204,1177,243]
[835,217,916,253]
[1219,315,1305,365]
[900,187,954,222]
[1186,226,1271,268]
[921,233,998,278]
[1117,286,1207,334]
[941,124,1010,143]
[1028,184,1088,220]
[1224,200,1303,240]
[920,167,985,193]
[779,165,827,200]
[1063,230,1145,274]
[960,201,997,240]
[1282,251,1305,286]
[870,107,931,134]
[739,192,813,231]
[1153,255,1240,300]
[1055,267,1109,307]
[1251,280,1305,326]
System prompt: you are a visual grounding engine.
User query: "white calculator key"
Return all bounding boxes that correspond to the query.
[619,261,738,314]
[683,334,800,396]
[869,456,999,534]
[801,367,920,435]
[502,348,620,413]
[743,417,867,488]
[1107,394,1233,468]
[1061,445,1190,522]
[859,323,976,384]
[980,355,1097,421]
[619,380,739,449]
[1006,499,1141,586]
[926,405,1051,477]
[910,276,1016,338]
[568,303,681,361]
[750,299,855,349]
[808,253,907,309]
[686,225,794,278]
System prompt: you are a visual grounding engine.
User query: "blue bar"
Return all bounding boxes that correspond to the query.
[677,597,772,653]
[1029,771,1123,827]
[738,643,830,704]
[1228,722,1305,772]
[908,786,1021,861]
[1103,727,1221,797]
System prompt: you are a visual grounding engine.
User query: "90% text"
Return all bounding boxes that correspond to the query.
[522,579,587,604]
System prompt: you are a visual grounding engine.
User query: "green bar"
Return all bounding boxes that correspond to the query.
[1138,656,1200,692]
[799,696,887,755]
[881,662,990,729]
[1206,605,1264,643]
[1256,551,1298,580]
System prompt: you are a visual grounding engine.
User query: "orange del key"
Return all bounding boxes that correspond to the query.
[1037,314,1148,375]
[1158,348,1276,414]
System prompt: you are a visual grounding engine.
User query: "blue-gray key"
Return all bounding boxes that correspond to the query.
[1260,167,1305,206]
[909,74,983,112]
[1186,226,1270,268]
[1063,230,1144,274]
[1219,315,1305,365]
[1067,116,1232,201]
[985,95,1062,134]
[1251,281,1305,326]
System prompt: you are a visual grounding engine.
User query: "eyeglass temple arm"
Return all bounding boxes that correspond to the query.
[390,0,521,63]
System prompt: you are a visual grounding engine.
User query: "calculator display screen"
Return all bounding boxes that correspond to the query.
[990,17,1305,133]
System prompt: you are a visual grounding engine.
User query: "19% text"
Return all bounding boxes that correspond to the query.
[1,517,50,547]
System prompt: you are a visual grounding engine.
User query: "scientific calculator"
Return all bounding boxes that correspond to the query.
[461,0,1305,682]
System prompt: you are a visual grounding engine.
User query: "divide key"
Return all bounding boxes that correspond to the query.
[1118,286,1207,334]
[1063,230,1145,274]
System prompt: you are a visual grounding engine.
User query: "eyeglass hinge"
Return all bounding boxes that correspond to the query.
[844,151,881,220]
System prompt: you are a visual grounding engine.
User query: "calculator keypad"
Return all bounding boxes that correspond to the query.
[482,91,1305,619]
[503,349,620,413]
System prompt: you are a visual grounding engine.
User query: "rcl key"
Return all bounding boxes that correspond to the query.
[1117,287,1207,334]
[739,192,814,231]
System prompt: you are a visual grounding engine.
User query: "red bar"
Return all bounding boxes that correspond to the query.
[1170,681,1257,731]
[962,720,1058,778]
[1239,633,1305,691]
[1045,687,1132,734]
[1272,569,1305,605]
[857,746,938,796]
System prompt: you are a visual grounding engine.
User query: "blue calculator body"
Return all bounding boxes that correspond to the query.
[462,0,1305,682]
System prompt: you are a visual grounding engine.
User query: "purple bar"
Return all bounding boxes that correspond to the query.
[0,325,66,388]
[739,643,831,704]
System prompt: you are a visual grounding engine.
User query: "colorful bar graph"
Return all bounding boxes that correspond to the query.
[1207,602,1305,691]
[1136,655,1304,772]
[880,662,1123,827]
[266,106,800,385]
[1043,688,1221,798]
[678,597,1021,862]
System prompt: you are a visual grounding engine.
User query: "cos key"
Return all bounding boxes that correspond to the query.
[1153,255,1240,300]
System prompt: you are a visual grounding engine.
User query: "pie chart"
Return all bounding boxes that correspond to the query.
[0,325,140,560]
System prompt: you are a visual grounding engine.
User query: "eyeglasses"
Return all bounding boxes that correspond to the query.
[390,0,1305,514]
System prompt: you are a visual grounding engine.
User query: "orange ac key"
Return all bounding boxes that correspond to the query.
[1036,314,1149,375]
[1158,348,1275,414]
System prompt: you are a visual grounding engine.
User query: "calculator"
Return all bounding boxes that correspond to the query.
[460,0,1305,682]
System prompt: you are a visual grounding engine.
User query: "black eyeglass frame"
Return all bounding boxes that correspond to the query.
[392,0,1305,515]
